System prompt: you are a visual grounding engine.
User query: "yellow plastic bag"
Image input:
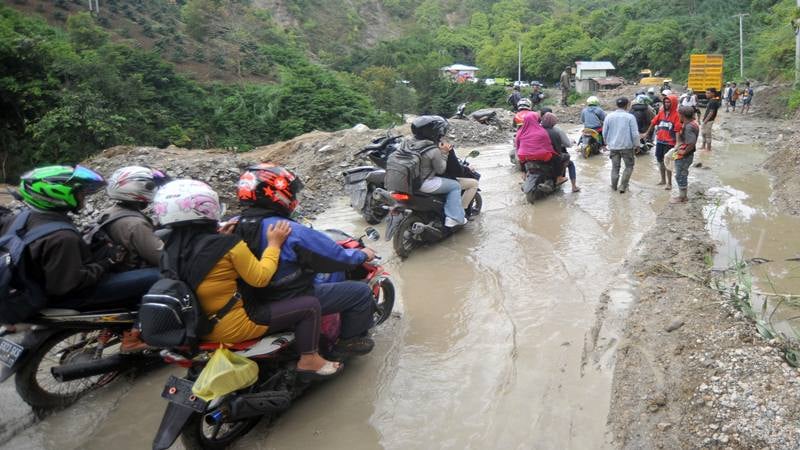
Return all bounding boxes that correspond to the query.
[191,347,258,401]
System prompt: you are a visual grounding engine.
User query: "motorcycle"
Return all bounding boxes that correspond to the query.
[0,306,159,410]
[636,137,654,155]
[451,102,467,120]
[342,134,403,224]
[521,160,563,204]
[152,228,394,450]
[578,128,603,158]
[378,151,482,259]
[469,108,500,126]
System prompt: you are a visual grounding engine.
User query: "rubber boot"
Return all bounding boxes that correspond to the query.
[670,188,688,204]
[657,162,666,185]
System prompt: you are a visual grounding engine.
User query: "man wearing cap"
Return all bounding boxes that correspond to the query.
[602,97,641,194]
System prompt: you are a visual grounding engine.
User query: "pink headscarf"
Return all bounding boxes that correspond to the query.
[515,112,556,162]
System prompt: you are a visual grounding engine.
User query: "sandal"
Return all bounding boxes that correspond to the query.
[572,186,581,193]
[296,360,344,381]
[556,176,568,186]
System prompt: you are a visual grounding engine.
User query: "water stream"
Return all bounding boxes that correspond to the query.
[3,131,681,449]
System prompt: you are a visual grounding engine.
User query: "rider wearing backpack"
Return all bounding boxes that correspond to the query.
[407,116,467,227]
[88,166,168,270]
[0,166,159,335]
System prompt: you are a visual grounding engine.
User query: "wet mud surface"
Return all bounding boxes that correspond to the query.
[3,111,799,449]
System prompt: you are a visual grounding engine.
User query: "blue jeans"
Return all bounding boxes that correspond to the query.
[314,281,374,339]
[673,153,694,188]
[59,268,160,310]
[420,177,465,224]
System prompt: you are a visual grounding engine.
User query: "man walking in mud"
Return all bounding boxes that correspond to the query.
[603,97,640,194]
[560,66,571,106]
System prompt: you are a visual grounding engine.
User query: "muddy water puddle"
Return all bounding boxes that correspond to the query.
[700,142,800,342]
[3,136,673,449]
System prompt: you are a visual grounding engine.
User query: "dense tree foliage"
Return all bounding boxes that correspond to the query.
[2,0,798,179]
[0,7,381,181]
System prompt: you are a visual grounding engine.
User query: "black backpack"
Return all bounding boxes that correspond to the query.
[384,140,435,194]
[138,235,240,350]
[0,209,77,324]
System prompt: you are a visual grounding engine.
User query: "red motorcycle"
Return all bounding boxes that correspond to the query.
[153,228,394,450]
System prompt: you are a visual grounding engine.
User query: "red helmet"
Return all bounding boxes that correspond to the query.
[237,164,304,215]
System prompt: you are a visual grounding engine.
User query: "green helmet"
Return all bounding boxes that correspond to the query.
[18,165,106,212]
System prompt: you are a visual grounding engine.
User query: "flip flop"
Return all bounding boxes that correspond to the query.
[296,361,344,381]
[556,177,568,186]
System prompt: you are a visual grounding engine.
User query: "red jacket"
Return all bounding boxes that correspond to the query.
[650,95,681,145]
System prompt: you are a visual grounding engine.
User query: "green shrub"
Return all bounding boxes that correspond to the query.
[788,89,800,112]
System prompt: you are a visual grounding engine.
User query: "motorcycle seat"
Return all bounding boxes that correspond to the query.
[38,308,81,316]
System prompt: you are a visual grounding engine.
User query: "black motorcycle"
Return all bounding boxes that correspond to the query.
[636,137,654,155]
[342,134,403,224]
[522,160,563,204]
[0,307,158,410]
[379,150,482,258]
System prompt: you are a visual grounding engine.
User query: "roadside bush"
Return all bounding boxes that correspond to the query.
[788,89,800,112]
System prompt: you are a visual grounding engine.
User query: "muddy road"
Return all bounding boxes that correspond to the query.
[2,131,675,449]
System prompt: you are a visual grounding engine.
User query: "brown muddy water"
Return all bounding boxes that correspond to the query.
[701,141,800,342]
[2,133,675,450]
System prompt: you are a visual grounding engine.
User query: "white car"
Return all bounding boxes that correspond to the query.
[484,78,496,86]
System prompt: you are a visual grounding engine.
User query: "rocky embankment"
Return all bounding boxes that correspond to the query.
[1,112,515,220]
[609,185,800,449]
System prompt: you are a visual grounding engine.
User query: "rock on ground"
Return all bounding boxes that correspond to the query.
[609,185,800,449]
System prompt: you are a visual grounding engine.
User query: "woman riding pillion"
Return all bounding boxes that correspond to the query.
[153,179,342,378]
[233,164,377,356]
[515,112,568,186]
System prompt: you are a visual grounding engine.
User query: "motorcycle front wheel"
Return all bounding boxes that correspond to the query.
[467,192,483,218]
[392,214,421,259]
[15,329,121,410]
[372,278,395,326]
[180,411,262,450]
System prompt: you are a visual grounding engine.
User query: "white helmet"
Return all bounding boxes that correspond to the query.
[587,96,599,106]
[662,89,672,96]
[106,166,167,203]
[647,87,656,94]
[152,179,224,226]
[517,98,532,110]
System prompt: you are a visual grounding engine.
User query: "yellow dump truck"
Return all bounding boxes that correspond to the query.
[687,54,723,105]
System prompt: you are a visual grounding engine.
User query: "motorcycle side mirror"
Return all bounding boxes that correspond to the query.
[365,227,380,241]
[468,150,480,158]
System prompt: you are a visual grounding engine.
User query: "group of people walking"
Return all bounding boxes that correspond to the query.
[509,82,731,204]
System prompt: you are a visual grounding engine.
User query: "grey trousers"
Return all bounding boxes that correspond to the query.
[610,148,635,191]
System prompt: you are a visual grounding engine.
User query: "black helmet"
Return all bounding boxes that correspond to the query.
[411,115,449,142]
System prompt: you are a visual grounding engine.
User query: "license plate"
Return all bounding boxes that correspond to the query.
[161,375,208,412]
[0,338,24,369]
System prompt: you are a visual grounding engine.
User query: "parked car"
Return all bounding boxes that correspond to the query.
[484,78,496,86]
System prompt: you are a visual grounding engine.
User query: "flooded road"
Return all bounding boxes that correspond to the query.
[2,133,674,449]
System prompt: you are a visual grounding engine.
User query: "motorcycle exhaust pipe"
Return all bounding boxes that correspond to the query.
[51,354,140,382]
[225,391,292,422]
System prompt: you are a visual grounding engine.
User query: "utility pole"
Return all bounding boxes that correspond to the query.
[732,13,749,79]
[517,42,522,85]
[795,0,800,87]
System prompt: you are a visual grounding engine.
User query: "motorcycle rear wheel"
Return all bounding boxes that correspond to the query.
[180,411,262,450]
[392,214,421,259]
[15,329,121,410]
[583,144,593,158]
[361,193,387,225]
